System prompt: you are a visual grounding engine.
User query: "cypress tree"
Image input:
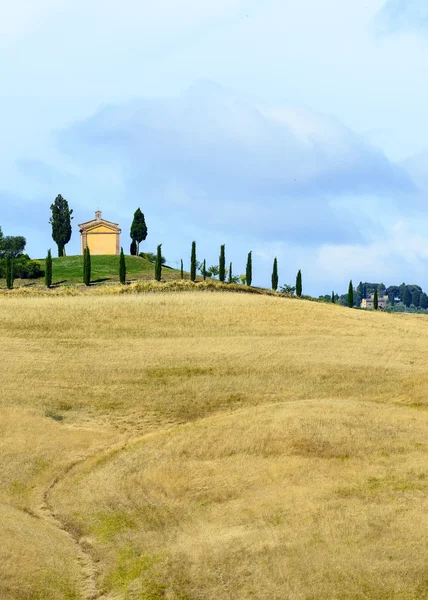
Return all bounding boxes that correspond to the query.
[203,259,206,281]
[420,292,428,309]
[45,249,53,288]
[49,194,73,257]
[190,241,197,282]
[219,245,226,282]
[403,288,412,308]
[246,251,252,286]
[6,255,13,289]
[130,208,148,255]
[296,270,302,297]
[180,259,184,280]
[155,244,162,282]
[271,258,278,291]
[83,246,91,286]
[331,291,335,304]
[373,287,378,310]
[348,280,354,308]
[228,262,233,284]
[119,247,126,284]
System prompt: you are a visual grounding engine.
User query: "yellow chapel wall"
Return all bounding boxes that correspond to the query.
[85,230,119,255]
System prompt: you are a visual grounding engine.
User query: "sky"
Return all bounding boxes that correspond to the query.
[1,0,428,294]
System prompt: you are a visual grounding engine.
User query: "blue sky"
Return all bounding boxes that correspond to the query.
[1,0,428,293]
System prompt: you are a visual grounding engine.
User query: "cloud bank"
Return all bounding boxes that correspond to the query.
[375,0,428,34]
[57,81,414,247]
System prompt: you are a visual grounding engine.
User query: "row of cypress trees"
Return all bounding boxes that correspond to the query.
[186,242,255,286]
[183,242,305,296]
[42,246,128,289]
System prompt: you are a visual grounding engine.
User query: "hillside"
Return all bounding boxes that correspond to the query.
[1,293,428,599]
[34,254,181,286]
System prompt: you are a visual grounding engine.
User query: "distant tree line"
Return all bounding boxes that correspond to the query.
[319,280,428,311]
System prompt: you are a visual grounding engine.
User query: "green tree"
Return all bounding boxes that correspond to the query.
[203,259,206,281]
[228,262,233,284]
[119,247,126,285]
[356,281,364,305]
[331,291,335,304]
[373,288,378,310]
[207,265,219,278]
[348,280,354,308]
[296,270,302,297]
[49,194,73,257]
[130,208,148,255]
[280,283,296,294]
[412,290,420,307]
[190,241,197,282]
[246,251,252,287]
[219,245,226,282]
[130,240,137,256]
[155,244,162,282]
[420,292,428,309]
[403,288,412,308]
[0,236,26,258]
[6,255,14,289]
[271,258,278,291]
[83,246,91,286]
[45,249,53,288]
[180,259,184,280]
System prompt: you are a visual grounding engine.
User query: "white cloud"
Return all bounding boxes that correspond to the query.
[374,0,428,35]
[55,81,414,247]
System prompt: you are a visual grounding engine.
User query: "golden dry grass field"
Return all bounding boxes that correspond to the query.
[1,289,428,599]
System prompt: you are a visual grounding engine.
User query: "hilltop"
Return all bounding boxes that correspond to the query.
[1,292,428,599]
[33,254,181,286]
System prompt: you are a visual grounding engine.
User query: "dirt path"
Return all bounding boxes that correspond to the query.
[36,438,131,600]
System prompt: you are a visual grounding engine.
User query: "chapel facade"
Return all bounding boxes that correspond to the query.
[78,211,121,255]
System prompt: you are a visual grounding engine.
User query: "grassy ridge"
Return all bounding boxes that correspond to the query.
[1,293,428,598]
[39,254,179,284]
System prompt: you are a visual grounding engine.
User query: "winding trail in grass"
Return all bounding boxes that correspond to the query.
[37,437,133,600]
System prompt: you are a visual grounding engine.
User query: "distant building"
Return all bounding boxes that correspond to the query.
[78,211,121,256]
[361,294,388,309]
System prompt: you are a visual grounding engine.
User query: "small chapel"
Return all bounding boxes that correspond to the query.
[78,211,121,255]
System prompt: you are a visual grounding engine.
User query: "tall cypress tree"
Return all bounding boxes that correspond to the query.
[403,288,412,308]
[228,262,233,284]
[180,259,184,280]
[374,288,378,310]
[420,292,428,309]
[203,259,206,281]
[130,208,148,255]
[49,194,73,257]
[45,249,53,288]
[219,245,226,282]
[155,244,162,281]
[190,241,197,282]
[246,251,252,286]
[119,247,126,284]
[83,246,91,286]
[331,291,335,304]
[6,255,13,289]
[296,270,302,297]
[348,280,354,308]
[271,258,278,291]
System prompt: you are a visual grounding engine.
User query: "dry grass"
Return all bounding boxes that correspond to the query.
[1,292,428,599]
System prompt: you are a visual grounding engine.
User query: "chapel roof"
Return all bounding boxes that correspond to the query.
[78,211,120,231]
